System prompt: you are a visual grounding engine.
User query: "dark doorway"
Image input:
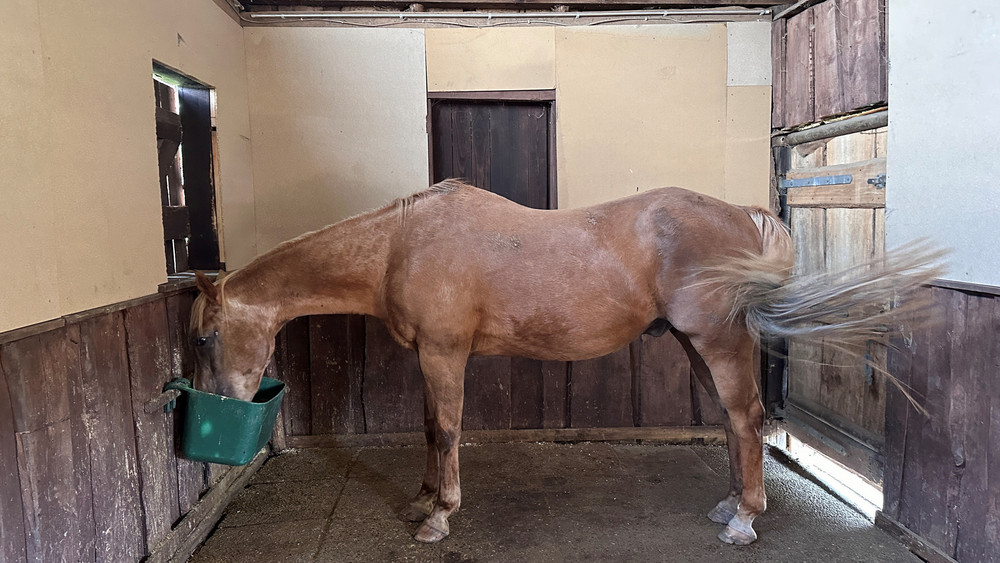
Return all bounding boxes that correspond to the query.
[429,91,555,209]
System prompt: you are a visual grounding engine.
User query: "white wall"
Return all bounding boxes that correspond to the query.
[887,2,1000,286]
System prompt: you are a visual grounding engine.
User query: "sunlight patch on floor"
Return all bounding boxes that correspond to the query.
[770,430,882,520]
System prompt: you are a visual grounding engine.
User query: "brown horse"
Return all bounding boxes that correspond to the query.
[189,180,939,545]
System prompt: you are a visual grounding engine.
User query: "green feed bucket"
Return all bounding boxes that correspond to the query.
[163,376,286,466]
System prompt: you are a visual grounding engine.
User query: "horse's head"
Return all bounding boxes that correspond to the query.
[190,271,276,401]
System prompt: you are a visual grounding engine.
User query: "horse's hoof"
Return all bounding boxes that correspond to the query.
[718,523,757,546]
[414,521,449,543]
[398,503,432,523]
[707,503,737,525]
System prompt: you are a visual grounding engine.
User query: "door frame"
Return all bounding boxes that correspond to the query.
[427,89,558,209]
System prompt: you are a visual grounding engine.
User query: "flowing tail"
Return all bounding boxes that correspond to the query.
[700,208,947,410]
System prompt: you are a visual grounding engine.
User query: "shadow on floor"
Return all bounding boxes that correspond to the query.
[190,442,918,562]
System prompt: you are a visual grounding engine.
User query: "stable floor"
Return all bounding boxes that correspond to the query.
[190,442,918,562]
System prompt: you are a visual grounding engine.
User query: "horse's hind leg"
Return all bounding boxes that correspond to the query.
[398,398,440,522]
[689,332,766,545]
[411,347,467,543]
[673,329,743,526]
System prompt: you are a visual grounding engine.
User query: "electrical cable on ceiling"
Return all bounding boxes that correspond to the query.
[237,7,770,28]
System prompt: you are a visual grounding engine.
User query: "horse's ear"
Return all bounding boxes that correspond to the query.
[194,271,219,303]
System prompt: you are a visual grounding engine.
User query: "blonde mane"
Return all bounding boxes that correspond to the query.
[189,273,234,334]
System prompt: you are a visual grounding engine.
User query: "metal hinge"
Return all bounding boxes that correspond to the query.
[867,174,886,189]
[779,174,853,189]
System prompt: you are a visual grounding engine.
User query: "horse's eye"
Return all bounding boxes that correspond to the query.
[195,337,209,347]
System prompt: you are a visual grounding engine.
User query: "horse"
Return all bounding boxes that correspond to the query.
[189,179,941,546]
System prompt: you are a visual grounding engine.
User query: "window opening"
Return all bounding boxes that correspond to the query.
[153,62,221,275]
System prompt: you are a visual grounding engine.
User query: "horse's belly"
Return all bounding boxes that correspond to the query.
[471,308,649,361]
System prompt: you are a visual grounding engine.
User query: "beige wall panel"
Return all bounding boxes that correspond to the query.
[35,2,165,317]
[245,28,430,253]
[724,86,772,208]
[0,0,61,331]
[555,25,729,209]
[1,0,249,332]
[426,27,555,92]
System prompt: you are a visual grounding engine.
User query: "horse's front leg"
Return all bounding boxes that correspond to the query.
[412,347,467,543]
[398,398,440,522]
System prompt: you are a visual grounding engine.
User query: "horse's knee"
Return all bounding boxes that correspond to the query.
[434,426,458,454]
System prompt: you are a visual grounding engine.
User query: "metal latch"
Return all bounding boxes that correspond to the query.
[867,174,886,189]
[779,174,853,189]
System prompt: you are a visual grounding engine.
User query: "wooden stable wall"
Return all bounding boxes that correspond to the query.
[772,0,888,128]
[273,315,730,439]
[0,286,259,563]
[880,284,1000,562]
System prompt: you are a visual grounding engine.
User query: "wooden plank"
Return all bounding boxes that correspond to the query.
[784,7,815,126]
[470,103,491,189]
[874,511,958,563]
[429,90,556,101]
[569,346,633,428]
[771,17,787,128]
[287,426,727,449]
[510,357,544,429]
[840,0,887,110]
[820,207,875,429]
[911,287,957,548]
[985,295,1000,559]
[0,317,66,346]
[952,293,993,562]
[178,87,220,270]
[882,328,910,518]
[0,344,27,563]
[488,102,550,210]
[164,291,207,514]
[275,316,312,436]
[785,158,886,208]
[451,102,474,183]
[123,299,181,553]
[430,101,454,183]
[896,283,931,534]
[812,0,843,119]
[787,206,825,409]
[308,314,365,434]
[541,360,568,428]
[637,334,692,426]
[5,327,97,563]
[78,313,145,560]
[144,451,267,563]
[362,316,423,433]
[824,130,877,166]
[463,356,511,431]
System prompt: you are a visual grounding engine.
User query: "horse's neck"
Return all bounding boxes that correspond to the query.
[228,212,394,325]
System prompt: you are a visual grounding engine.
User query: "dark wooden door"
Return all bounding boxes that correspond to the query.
[430,99,553,209]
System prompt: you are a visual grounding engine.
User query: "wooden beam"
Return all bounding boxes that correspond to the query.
[784,158,886,208]
[773,0,825,20]
[244,0,779,8]
[144,450,267,563]
[286,426,727,449]
[874,512,958,563]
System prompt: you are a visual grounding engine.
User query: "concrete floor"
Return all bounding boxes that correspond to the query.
[190,442,918,562]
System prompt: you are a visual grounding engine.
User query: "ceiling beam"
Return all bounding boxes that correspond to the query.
[242,0,781,10]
